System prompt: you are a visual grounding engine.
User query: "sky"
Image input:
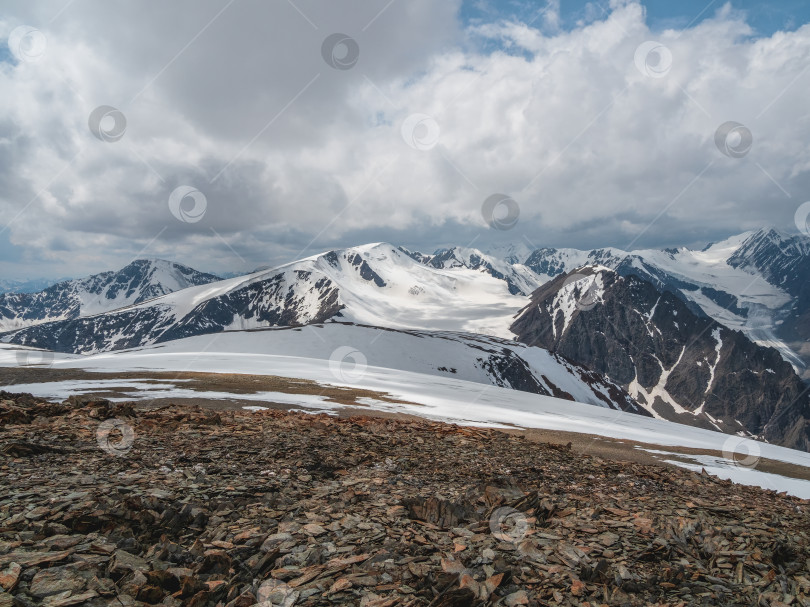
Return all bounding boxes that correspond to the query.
[1,0,809,279]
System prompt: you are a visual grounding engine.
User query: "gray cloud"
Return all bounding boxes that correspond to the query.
[0,1,809,279]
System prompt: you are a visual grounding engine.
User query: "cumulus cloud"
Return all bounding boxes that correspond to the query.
[0,0,809,278]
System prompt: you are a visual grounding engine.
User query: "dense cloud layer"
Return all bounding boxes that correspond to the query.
[1,0,809,278]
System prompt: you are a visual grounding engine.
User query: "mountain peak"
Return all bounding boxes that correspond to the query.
[0,259,222,332]
[747,226,791,245]
[511,265,810,450]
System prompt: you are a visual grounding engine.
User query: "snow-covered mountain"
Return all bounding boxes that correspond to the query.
[4,231,810,450]
[510,266,810,451]
[480,241,535,265]
[725,229,810,371]
[413,228,808,377]
[405,246,543,295]
[0,259,222,332]
[4,231,807,367]
[1,244,527,353]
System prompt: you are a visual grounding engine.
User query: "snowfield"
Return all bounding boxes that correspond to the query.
[2,337,810,499]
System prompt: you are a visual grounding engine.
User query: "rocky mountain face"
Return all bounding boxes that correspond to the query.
[521,243,761,320]
[726,228,810,362]
[510,267,810,451]
[478,344,643,413]
[427,228,809,378]
[523,247,625,278]
[0,259,221,332]
[728,228,810,296]
[2,268,342,354]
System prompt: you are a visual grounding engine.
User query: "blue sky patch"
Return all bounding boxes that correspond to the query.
[0,40,16,65]
[461,0,810,37]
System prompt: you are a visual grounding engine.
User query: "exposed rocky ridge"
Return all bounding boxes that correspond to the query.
[1,392,809,606]
[1,270,343,354]
[728,229,810,297]
[522,248,739,320]
[0,260,221,333]
[477,346,645,414]
[510,268,810,452]
[510,229,810,376]
[523,248,624,278]
[727,228,810,355]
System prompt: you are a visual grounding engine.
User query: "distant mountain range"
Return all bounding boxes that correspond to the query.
[2,228,809,450]
[0,259,221,333]
[0,277,68,295]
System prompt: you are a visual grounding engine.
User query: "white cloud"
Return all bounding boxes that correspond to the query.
[0,1,809,278]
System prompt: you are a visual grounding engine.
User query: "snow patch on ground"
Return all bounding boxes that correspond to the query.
[3,339,810,498]
[664,454,810,500]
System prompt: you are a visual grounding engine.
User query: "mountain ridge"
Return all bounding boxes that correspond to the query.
[3,230,810,450]
[0,259,222,333]
[509,265,810,451]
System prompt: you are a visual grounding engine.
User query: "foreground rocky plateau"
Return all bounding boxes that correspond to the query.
[0,392,809,607]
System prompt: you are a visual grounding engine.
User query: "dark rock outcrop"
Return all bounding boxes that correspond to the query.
[510,267,810,451]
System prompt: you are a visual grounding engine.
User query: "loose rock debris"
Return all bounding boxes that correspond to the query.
[0,391,809,606]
